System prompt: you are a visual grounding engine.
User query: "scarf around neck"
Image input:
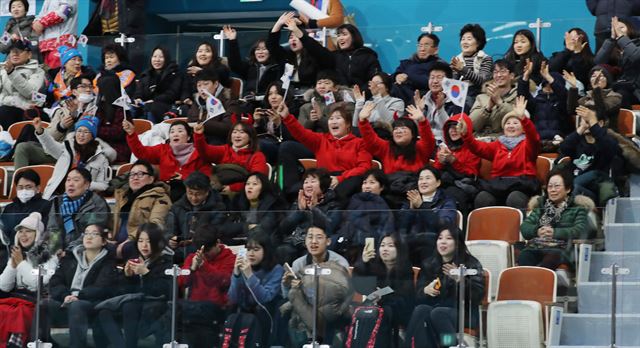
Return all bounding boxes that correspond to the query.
[498,134,525,150]
[61,191,89,235]
[170,143,194,166]
[540,198,568,227]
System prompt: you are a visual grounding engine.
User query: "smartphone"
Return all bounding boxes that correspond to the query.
[284,262,298,279]
[434,277,441,290]
[237,247,247,258]
[365,237,375,253]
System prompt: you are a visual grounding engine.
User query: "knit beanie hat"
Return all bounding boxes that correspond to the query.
[501,109,530,129]
[14,212,44,243]
[75,115,100,139]
[9,0,28,13]
[58,45,82,67]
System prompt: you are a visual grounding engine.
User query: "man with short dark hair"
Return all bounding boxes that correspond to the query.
[44,168,110,255]
[165,171,226,260]
[469,59,519,134]
[186,69,233,144]
[0,169,51,243]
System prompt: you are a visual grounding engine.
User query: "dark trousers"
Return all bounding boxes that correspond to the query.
[0,105,26,130]
[474,190,529,210]
[278,140,314,195]
[98,301,143,348]
[518,248,564,269]
[35,299,106,348]
[404,305,458,348]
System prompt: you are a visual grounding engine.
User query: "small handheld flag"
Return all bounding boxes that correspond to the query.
[442,78,469,108]
[0,32,10,46]
[78,35,89,47]
[67,35,77,47]
[323,91,336,106]
[112,85,132,111]
[31,91,46,106]
[200,89,226,119]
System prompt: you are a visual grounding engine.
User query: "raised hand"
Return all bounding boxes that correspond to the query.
[222,25,237,40]
[395,73,408,85]
[413,89,425,110]
[576,105,597,126]
[193,122,204,134]
[407,189,422,209]
[353,84,365,101]
[450,56,464,72]
[522,58,533,81]
[274,12,296,32]
[513,95,528,119]
[406,104,425,122]
[362,248,376,263]
[277,102,290,119]
[359,101,376,120]
[33,117,44,134]
[540,61,552,82]
[122,119,134,135]
[562,70,577,88]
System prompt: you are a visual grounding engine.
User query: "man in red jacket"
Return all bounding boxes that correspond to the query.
[179,225,235,347]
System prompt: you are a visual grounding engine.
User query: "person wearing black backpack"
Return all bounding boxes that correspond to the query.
[403,226,484,348]
[225,232,284,347]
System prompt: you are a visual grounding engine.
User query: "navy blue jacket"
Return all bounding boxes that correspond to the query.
[518,75,569,140]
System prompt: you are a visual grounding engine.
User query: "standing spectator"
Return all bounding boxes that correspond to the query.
[391,33,446,106]
[594,16,640,108]
[179,225,235,348]
[418,61,459,140]
[405,226,484,347]
[450,24,494,110]
[0,170,51,239]
[228,232,284,346]
[43,168,110,255]
[40,224,116,348]
[48,46,95,102]
[352,72,405,137]
[113,160,172,259]
[14,76,95,169]
[504,29,546,84]
[586,0,640,50]
[181,41,231,105]
[0,0,37,55]
[98,223,172,348]
[34,116,116,199]
[32,0,77,68]
[223,25,283,98]
[83,0,145,37]
[548,28,595,87]
[469,59,518,135]
[134,46,182,123]
[286,19,381,90]
[297,0,345,30]
[0,39,45,130]
[465,96,541,210]
[0,213,57,345]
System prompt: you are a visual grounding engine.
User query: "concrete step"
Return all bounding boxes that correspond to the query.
[588,252,640,281]
[603,224,640,252]
[578,282,640,314]
[559,314,640,346]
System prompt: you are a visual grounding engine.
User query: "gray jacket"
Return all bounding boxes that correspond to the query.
[0,16,37,54]
[353,94,405,127]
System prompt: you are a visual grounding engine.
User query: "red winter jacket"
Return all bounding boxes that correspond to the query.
[359,118,435,174]
[126,133,213,182]
[193,133,268,192]
[284,115,372,182]
[434,113,481,177]
[179,245,236,306]
[463,116,540,178]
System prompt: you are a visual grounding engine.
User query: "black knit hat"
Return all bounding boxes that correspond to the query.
[9,0,29,13]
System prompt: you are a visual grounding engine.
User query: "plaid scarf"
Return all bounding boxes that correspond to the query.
[60,191,89,235]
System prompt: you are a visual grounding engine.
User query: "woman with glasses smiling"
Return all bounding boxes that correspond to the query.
[33,115,116,200]
[113,160,172,260]
[519,169,596,286]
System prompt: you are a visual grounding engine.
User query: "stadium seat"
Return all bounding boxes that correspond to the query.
[8,165,55,200]
[116,163,134,177]
[466,240,509,300]
[298,158,317,170]
[162,117,188,124]
[229,77,244,100]
[479,159,492,180]
[456,209,463,231]
[372,159,382,170]
[412,266,420,287]
[466,206,523,265]
[536,156,553,189]
[133,119,153,134]
[488,266,557,347]
[478,269,492,348]
[8,120,49,140]
[0,167,7,198]
[618,108,636,137]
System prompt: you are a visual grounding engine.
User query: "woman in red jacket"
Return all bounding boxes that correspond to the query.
[462,96,540,210]
[359,102,435,174]
[193,121,268,192]
[278,101,372,202]
[123,119,212,200]
[433,113,482,214]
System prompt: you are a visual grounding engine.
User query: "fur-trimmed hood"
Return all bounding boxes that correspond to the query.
[527,194,596,212]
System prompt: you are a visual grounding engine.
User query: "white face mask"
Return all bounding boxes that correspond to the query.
[16,189,36,203]
[77,93,95,104]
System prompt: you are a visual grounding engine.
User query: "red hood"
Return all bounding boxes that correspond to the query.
[442,113,472,147]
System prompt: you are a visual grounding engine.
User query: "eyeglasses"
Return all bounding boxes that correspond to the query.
[493,69,511,76]
[83,232,102,238]
[130,172,151,179]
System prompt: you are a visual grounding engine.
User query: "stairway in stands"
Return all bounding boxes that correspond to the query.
[552,198,640,348]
